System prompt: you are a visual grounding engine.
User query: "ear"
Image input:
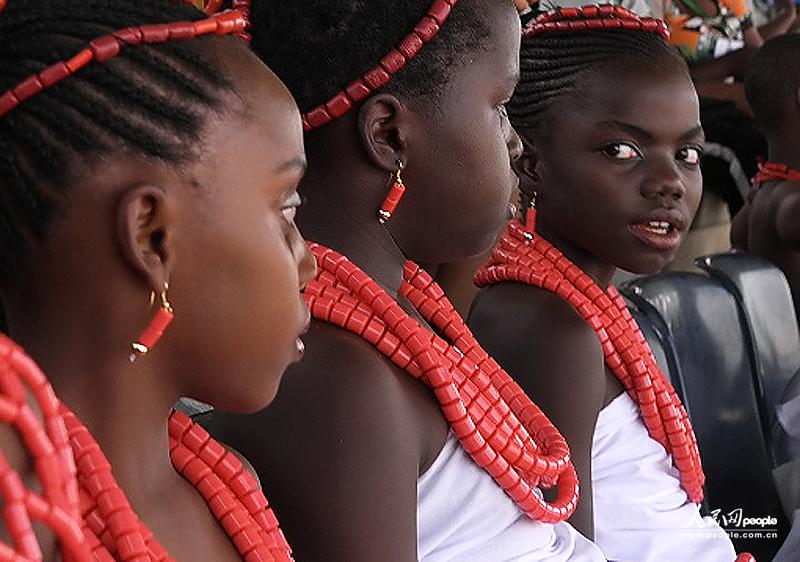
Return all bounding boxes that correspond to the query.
[357,93,409,172]
[512,133,543,194]
[116,186,173,292]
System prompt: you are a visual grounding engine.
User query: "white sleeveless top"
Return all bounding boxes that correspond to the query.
[592,392,737,561]
[417,432,605,561]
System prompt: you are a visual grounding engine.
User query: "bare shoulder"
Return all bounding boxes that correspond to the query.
[747,181,800,248]
[471,282,605,385]
[205,319,446,562]
[469,282,606,538]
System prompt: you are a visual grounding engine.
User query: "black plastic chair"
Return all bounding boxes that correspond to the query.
[621,272,788,559]
[697,251,800,458]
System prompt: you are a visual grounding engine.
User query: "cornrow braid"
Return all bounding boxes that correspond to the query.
[508,5,686,132]
[0,1,247,289]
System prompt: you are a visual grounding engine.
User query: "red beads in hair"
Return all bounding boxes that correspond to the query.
[752,162,800,185]
[0,11,247,120]
[523,4,670,41]
[301,0,458,132]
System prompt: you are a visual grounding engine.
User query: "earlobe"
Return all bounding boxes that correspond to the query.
[116,186,172,292]
[512,134,542,191]
[357,93,408,172]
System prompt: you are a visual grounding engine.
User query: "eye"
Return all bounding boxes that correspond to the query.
[497,103,509,120]
[677,145,703,166]
[601,142,641,161]
[281,191,302,222]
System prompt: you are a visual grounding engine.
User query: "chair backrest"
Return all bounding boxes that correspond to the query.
[697,251,800,438]
[621,272,788,559]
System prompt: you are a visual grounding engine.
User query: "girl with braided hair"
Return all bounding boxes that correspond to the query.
[470,5,745,561]
[0,1,316,559]
[207,0,605,560]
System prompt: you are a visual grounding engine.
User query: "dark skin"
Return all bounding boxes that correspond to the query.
[206,1,522,560]
[731,87,800,326]
[0,39,316,561]
[468,63,703,539]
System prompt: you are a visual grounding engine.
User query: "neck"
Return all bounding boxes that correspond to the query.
[298,174,407,297]
[537,224,617,289]
[5,296,181,514]
[767,137,800,172]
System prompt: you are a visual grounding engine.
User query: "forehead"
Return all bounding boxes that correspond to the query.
[559,64,700,136]
[442,3,521,99]
[194,46,304,187]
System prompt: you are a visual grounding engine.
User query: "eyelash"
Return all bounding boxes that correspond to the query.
[600,142,641,161]
[497,103,509,120]
[281,192,303,223]
[677,145,704,166]
[600,142,705,167]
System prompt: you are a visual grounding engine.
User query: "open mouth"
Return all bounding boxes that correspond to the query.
[639,220,676,236]
[629,220,682,252]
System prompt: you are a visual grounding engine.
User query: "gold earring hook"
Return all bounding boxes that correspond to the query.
[149,282,172,312]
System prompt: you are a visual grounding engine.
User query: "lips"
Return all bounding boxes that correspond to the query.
[628,209,688,253]
[294,308,311,361]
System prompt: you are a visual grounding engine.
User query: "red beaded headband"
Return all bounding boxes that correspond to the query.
[190,0,251,41]
[0,5,247,120]
[301,0,459,132]
[523,4,670,41]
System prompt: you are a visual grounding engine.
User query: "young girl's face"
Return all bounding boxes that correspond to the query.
[533,63,703,274]
[389,0,522,264]
[169,50,316,412]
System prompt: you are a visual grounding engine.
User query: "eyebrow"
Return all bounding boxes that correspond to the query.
[505,70,521,90]
[595,120,705,143]
[595,120,653,142]
[678,124,705,142]
[276,157,307,174]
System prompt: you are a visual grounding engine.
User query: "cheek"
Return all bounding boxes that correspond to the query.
[684,172,703,219]
[173,213,301,404]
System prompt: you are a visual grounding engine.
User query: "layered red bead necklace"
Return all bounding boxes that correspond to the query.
[752,162,800,186]
[304,243,579,523]
[474,222,706,504]
[0,335,292,562]
[63,408,292,562]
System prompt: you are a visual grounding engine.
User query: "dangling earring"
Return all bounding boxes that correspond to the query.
[130,282,174,363]
[522,191,537,241]
[378,160,406,224]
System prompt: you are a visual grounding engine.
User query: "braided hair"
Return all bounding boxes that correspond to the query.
[508,6,688,134]
[233,0,493,130]
[0,0,245,288]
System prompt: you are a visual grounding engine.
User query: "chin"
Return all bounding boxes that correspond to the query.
[622,254,674,276]
[210,370,285,415]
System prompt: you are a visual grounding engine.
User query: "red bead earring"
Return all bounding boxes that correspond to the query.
[522,191,537,241]
[130,283,174,363]
[378,160,406,224]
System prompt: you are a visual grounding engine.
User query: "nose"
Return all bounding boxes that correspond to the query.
[640,158,686,204]
[507,126,523,163]
[296,236,317,291]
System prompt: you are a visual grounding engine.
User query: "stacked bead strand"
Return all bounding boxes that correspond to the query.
[304,243,579,523]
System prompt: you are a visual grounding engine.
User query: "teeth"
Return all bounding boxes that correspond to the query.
[648,220,670,229]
